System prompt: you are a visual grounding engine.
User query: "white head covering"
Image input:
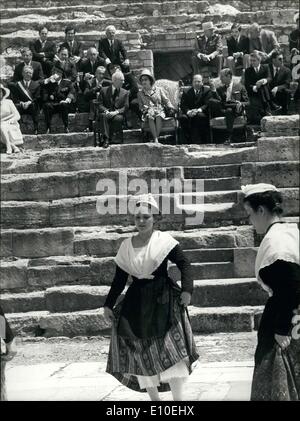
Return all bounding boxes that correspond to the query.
[131,193,160,214]
[0,83,10,99]
[241,183,278,198]
[294,12,299,23]
[115,230,179,279]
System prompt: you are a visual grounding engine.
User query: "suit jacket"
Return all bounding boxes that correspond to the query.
[98,38,127,65]
[215,81,249,105]
[123,72,139,101]
[193,33,223,56]
[227,35,250,56]
[52,59,77,82]
[42,79,76,103]
[79,57,106,76]
[180,86,214,115]
[11,80,41,105]
[12,61,44,83]
[268,64,292,91]
[98,85,129,115]
[29,39,57,61]
[249,29,280,55]
[60,40,83,57]
[83,77,112,100]
[289,29,300,52]
[244,64,271,96]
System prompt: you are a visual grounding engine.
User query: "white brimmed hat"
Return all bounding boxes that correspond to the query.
[134,193,159,212]
[241,183,278,198]
[294,12,299,23]
[202,21,215,31]
[0,83,10,99]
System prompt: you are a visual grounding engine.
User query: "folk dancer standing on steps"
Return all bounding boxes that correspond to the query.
[11,66,41,135]
[97,70,129,148]
[103,193,199,401]
[137,69,175,144]
[242,183,300,400]
[208,68,249,145]
[191,21,223,78]
[42,66,76,133]
[0,84,23,154]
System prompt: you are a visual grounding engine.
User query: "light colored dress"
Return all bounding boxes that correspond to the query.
[0,98,23,147]
[137,86,173,121]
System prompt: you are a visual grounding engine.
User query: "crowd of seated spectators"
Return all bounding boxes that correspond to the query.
[0,13,299,152]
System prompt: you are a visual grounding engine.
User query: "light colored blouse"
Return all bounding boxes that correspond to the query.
[0,98,20,123]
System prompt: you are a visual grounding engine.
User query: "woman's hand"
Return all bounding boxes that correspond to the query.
[180,292,191,307]
[275,334,291,350]
[104,306,114,323]
[1,339,17,362]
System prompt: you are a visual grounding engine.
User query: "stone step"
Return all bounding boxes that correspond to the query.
[257,136,300,163]
[241,161,300,188]
[184,164,241,179]
[261,115,299,138]
[1,278,267,314]
[0,1,210,20]
[1,143,257,174]
[1,225,255,259]
[6,305,264,336]
[185,177,241,192]
[1,10,296,35]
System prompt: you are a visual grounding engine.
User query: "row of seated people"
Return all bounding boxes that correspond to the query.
[192,13,299,77]
[3,48,297,149]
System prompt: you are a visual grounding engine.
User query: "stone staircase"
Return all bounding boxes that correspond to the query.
[1,115,299,338]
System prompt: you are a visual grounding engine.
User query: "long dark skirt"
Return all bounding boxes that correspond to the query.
[251,297,300,400]
[106,276,199,392]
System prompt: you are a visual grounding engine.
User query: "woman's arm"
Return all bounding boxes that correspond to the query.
[104,264,129,310]
[167,244,193,294]
[9,100,21,122]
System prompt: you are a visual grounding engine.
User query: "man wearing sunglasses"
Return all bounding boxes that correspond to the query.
[268,51,292,115]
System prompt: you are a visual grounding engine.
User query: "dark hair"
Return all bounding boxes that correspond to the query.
[38,26,49,34]
[58,46,69,54]
[243,190,284,215]
[271,50,284,60]
[65,26,76,35]
[250,52,261,61]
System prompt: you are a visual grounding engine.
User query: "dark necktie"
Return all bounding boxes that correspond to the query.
[113,88,119,101]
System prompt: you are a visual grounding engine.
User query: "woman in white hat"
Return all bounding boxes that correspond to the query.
[103,193,199,401]
[137,69,174,143]
[0,83,23,154]
[242,183,300,400]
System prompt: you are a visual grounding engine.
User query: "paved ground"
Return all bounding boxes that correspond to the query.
[4,332,257,401]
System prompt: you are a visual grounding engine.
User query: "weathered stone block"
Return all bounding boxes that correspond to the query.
[233,248,257,277]
[0,260,28,291]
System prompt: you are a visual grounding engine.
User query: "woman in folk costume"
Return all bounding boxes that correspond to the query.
[0,83,23,154]
[103,194,199,401]
[242,183,300,401]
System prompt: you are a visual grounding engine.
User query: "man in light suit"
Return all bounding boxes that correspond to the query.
[12,48,44,83]
[249,23,280,63]
[268,51,292,114]
[244,52,281,124]
[209,68,249,144]
[29,26,57,77]
[11,66,41,135]
[97,70,129,147]
[98,25,130,73]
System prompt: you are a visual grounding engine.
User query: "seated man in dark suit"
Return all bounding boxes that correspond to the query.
[79,47,106,84]
[179,74,213,144]
[60,26,83,68]
[109,64,140,126]
[209,68,249,144]
[244,52,281,124]
[289,12,300,58]
[98,25,130,74]
[42,66,76,133]
[97,70,129,148]
[11,66,41,135]
[29,26,57,77]
[226,24,250,74]
[83,65,112,131]
[268,51,292,115]
[192,21,223,78]
[53,46,77,83]
[12,48,44,83]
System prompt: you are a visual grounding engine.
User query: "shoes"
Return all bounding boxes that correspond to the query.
[64,127,69,133]
[34,129,38,135]
[46,128,51,134]
[102,138,110,148]
[224,139,231,145]
[269,102,282,112]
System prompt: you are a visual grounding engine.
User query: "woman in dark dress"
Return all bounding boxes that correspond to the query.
[103,194,199,401]
[242,183,300,401]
